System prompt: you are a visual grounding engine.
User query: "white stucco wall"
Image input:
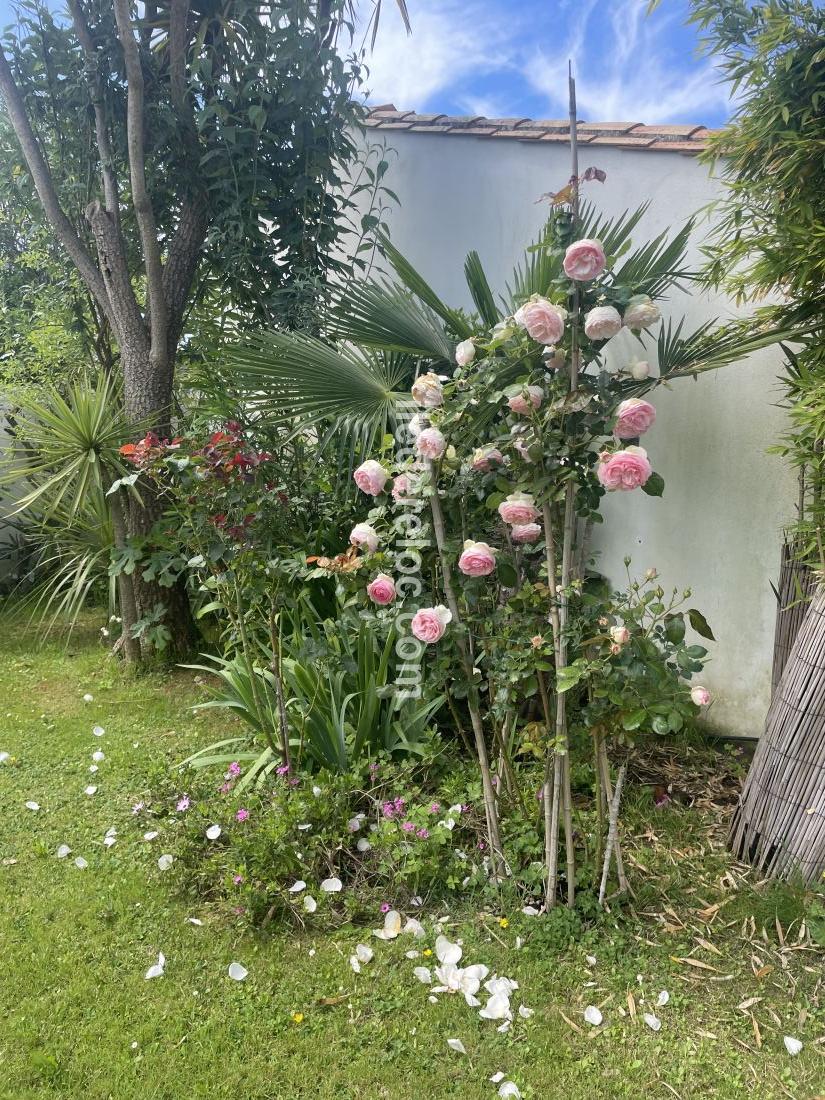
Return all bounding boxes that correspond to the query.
[361,131,795,738]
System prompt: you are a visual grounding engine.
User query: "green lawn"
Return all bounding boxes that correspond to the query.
[0,614,822,1099]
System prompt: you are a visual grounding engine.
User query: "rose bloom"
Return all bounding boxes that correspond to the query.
[624,294,661,330]
[411,605,452,644]
[614,398,657,439]
[508,385,544,415]
[512,438,535,463]
[408,413,425,438]
[455,339,476,367]
[516,298,566,345]
[691,685,711,706]
[511,522,542,544]
[458,540,497,577]
[610,625,630,645]
[411,371,444,408]
[391,474,410,500]
[366,573,396,605]
[584,305,622,341]
[563,238,606,282]
[609,643,622,656]
[349,522,379,552]
[498,492,540,525]
[471,446,503,472]
[415,426,447,460]
[597,446,653,491]
[353,459,389,496]
[629,359,650,381]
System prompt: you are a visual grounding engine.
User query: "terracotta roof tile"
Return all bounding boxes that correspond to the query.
[364,107,709,154]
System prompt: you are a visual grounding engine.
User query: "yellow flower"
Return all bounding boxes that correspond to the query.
[498,917,509,929]
[422,948,432,957]
[291,1012,304,1024]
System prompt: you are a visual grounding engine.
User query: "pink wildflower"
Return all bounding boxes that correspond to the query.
[416,827,430,840]
[233,874,244,885]
[276,764,290,776]
[131,801,145,815]
[176,795,191,812]
[227,761,241,778]
[236,808,250,822]
[429,802,441,814]
[401,821,415,833]
[380,902,391,913]
[381,801,396,818]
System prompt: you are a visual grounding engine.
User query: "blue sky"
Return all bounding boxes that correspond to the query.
[358,0,731,126]
[0,0,731,128]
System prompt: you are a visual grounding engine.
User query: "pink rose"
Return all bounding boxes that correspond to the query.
[691,685,711,706]
[455,339,476,367]
[516,298,566,345]
[411,605,452,644]
[563,238,606,282]
[511,522,542,544]
[458,540,497,577]
[629,359,650,381]
[596,446,652,492]
[366,573,396,605]
[584,305,622,341]
[507,385,544,415]
[623,294,661,330]
[392,474,410,500]
[609,625,630,645]
[471,446,503,472]
[512,438,535,463]
[614,398,656,439]
[349,522,379,552]
[354,459,389,496]
[498,492,540,525]
[416,427,446,460]
[411,372,444,408]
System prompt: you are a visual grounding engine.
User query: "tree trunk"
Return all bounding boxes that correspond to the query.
[729,584,825,884]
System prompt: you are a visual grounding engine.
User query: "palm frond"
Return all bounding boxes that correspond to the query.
[464,250,501,327]
[652,314,811,382]
[328,279,454,360]
[380,235,473,338]
[611,218,695,299]
[506,219,562,308]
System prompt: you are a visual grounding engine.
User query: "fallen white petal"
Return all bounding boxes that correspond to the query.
[92,725,105,737]
[355,944,373,964]
[783,1036,803,1056]
[518,1005,534,1019]
[297,823,312,831]
[311,785,321,797]
[84,785,97,796]
[356,837,371,852]
[413,967,432,984]
[105,826,117,838]
[656,990,670,1007]
[157,854,174,871]
[427,994,438,1004]
[89,765,98,774]
[74,857,88,870]
[83,693,94,703]
[103,836,117,848]
[288,879,306,893]
[143,831,159,841]
[25,801,40,811]
[479,992,512,1021]
[144,953,165,980]
[228,962,248,981]
[496,1021,511,1033]
[186,917,203,926]
[405,949,420,960]
[643,1013,661,1032]
[303,895,317,913]
[490,1072,505,1084]
[92,750,105,762]
[56,844,71,859]
[205,824,221,840]
[403,918,425,939]
[584,1005,603,1027]
[349,955,361,973]
[521,905,539,916]
[320,877,342,893]
[374,909,402,940]
[446,1038,466,1055]
[435,934,462,966]
[347,817,361,832]
[585,954,597,967]
[498,1083,521,1099]
[0,751,10,763]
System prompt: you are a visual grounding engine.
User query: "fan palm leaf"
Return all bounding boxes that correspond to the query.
[327,279,454,360]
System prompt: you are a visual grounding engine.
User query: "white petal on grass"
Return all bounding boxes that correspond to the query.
[92,751,105,762]
[521,905,539,916]
[303,895,317,913]
[349,955,361,974]
[0,752,10,763]
[585,954,597,967]
[186,917,203,926]
[74,856,88,870]
[405,950,420,959]
[143,831,159,841]
[498,1083,521,1099]
[413,967,432,984]
[643,1013,661,1032]
[105,827,117,838]
[83,693,94,703]
[320,877,342,893]
[25,801,40,811]
[584,1005,603,1027]
[84,785,97,796]
[89,765,99,774]
[157,854,174,871]
[347,817,361,832]
[312,785,321,797]
[355,944,373,964]
[288,880,306,893]
[228,962,248,981]
[356,838,371,853]
[297,823,312,831]
[479,992,512,1021]
[485,976,518,997]
[435,934,462,966]
[656,990,670,1007]
[783,1036,803,1056]
[446,1038,466,1055]
[490,1071,505,1084]
[374,909,402,940]
[103,835,117,848]
[56,844,71,859]
[92,725,105,737]
[144,953,165,980]
[205,824,221,840]
[403,917,425,939]
[518,1005,534,1019]
[496,1021,510,1033]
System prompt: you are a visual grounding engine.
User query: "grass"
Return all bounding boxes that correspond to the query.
[0,613,823,1099]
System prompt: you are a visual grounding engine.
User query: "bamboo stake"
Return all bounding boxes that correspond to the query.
[598,742,629,894]
[427,459,504,875]
[599,762,626,905]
